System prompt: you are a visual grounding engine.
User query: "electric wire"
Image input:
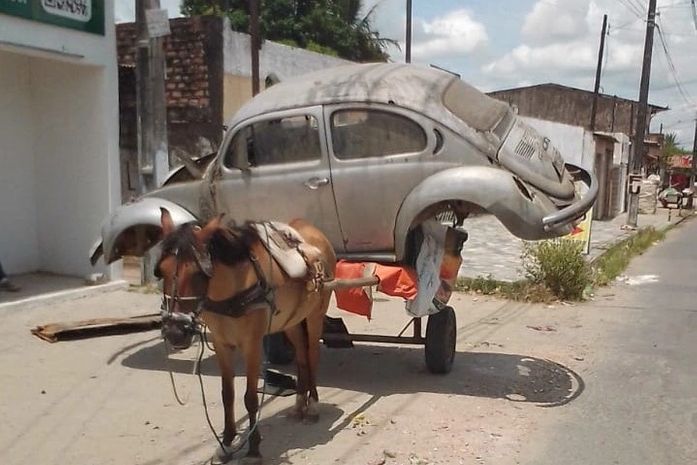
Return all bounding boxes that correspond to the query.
[655,18,695,106]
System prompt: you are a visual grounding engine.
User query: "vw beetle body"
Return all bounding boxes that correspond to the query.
[91,63,596,266]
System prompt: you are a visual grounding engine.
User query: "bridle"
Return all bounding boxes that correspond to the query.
[159,246,212,346]
[159,241,278,346]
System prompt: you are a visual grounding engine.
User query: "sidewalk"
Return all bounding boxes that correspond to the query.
[459,207,692,282]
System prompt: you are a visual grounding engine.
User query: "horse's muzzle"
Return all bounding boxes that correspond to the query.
[161,311,198,350]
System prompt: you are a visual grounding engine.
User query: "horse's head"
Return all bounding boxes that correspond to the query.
[155,208,221,349]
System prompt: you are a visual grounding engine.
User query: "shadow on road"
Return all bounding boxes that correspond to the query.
[119,340,583,408]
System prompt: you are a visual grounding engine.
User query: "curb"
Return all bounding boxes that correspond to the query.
[0,280,129,312]
[589,211,694,265]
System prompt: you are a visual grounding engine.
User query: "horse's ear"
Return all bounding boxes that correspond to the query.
[194,213,224,245]
[160,208,175,237]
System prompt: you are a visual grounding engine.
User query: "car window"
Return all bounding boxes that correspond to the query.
[331,109,427,160]
[442,79,509,132]
[224,115,321,168]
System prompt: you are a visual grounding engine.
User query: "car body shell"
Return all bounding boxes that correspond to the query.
[91,63,597,266]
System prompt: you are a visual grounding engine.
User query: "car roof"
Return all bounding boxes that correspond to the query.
[229,63,459,126]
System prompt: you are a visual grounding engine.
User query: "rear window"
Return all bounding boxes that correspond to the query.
[331,109,427,159]
[443,79,509,132]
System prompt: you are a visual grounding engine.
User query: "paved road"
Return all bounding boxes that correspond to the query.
[518,215,697,464]
[1,219,695,465]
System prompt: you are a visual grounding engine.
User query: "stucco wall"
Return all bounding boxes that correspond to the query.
[222,26,351,120]
[0,1,120,278]
[521,117,591,169]
[0,51,40,274]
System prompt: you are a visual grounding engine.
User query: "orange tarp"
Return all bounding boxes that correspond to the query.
[334,260,418,319]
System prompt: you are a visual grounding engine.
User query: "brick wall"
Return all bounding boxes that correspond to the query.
[116,16,223,201]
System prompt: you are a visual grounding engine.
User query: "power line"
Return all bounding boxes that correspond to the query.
[618,0,645,18]
[628,0,647,15]
[655,16,695,106]
[613,16,645,30]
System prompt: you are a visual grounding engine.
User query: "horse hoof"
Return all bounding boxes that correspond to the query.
[241,455,263,465]
[210,445,234,465]
[304,398,319,423]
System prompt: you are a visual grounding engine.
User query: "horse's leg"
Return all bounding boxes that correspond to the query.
[303,292,331,422]
[242,339,263,462]
[283,324,310,418]
[211,342,237,463]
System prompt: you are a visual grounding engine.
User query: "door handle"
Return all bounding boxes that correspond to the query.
[303,177,329,190]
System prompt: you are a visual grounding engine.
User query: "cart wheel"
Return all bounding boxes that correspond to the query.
[425,306,456,374]
[263,333,295,365]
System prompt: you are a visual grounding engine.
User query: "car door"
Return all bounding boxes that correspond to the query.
[325,104,440,256]
[214,106,345,252]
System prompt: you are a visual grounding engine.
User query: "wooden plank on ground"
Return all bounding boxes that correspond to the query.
[31,313,162,343]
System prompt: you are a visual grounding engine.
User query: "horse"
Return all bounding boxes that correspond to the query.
[155,208,337,464]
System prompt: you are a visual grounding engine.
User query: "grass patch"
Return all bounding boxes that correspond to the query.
[592,226,666,287]
[522,239,592,301]
[455,275,556,303]
[457,226,669,303]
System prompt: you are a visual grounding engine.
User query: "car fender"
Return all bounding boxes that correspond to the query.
[89,197,198,265]
[394,166,575,260]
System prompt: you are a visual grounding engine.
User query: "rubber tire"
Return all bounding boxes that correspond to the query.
[263,333,295,365]
[425,306,457,374]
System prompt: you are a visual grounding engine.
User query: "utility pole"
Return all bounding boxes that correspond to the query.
[136,0,169,283]
[691,118,697,189]
[627,0,657,228]
[250,0,260,95]
[590,14,608,131]
[405,0,412,63]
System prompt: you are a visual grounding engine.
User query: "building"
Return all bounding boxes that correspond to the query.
[0,1,120,279]
[116,16,350,201]
[488,83,667,220]
[488,83,667,135]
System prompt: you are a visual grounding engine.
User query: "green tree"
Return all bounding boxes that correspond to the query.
[661,132,689,166]
[180,0,396,61]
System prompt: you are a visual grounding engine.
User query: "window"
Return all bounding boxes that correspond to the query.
[331,109,427,160]
[224,115,321,168]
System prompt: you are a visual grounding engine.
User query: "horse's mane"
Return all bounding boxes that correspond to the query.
[160,222,201,263]
[160,220,259,267]
[208,220,260,266]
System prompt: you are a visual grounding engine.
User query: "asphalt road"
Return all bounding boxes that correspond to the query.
[1,219,695,465]
[518,218,697,464]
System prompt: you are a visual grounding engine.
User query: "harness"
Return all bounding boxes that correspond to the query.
[202,253,278,318]
[161,246,277,333]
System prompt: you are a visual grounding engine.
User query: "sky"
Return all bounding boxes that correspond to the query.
[115,0,697,149]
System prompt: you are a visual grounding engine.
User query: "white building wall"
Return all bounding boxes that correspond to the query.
[521,117,591,169]
[0,52,39,273]
[223,27,350,83]
[0,1,121,278]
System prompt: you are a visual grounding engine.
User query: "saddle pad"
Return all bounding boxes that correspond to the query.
[252,221,318,279]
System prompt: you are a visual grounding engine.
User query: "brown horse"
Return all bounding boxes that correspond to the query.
[155,209,336,464]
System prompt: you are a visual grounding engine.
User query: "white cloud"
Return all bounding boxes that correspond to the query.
[114,0,182,23]
[412,9,488,59]
[522,0,590,44]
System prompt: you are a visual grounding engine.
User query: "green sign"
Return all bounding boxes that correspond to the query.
[0,0,105,35]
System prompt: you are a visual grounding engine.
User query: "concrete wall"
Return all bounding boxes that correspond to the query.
[222,26,350,120]
[0,52,39,273]
[0,1,120,278]
[31,60,113,275]
[488,85,659,136]
[522,117,591,169]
